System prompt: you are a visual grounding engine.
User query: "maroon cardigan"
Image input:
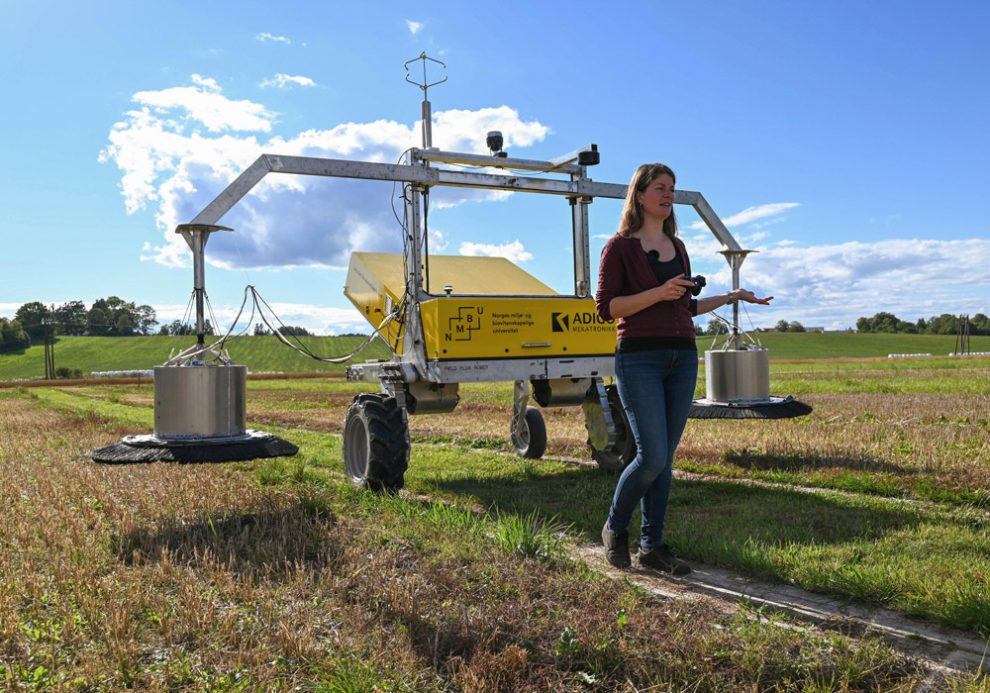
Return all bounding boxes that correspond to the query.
[594,234,699,341]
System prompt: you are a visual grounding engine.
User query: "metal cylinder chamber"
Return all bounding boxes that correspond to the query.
[154,365,247,439]
[704,349,770,403]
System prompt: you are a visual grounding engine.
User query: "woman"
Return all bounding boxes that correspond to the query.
[595,163,772,574]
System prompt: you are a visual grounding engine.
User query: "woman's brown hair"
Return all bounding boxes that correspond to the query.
[617,163,678,238]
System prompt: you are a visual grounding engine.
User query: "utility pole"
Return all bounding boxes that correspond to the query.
[954,314,971,356]
[42,318,56,379]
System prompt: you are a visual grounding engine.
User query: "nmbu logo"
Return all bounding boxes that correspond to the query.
[551,311,613,333]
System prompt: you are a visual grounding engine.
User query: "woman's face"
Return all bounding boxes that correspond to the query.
[637,173,675,221]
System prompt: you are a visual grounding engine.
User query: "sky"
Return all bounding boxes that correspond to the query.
[2,0,989,336]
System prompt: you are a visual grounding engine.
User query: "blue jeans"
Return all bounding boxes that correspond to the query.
[607,348,698,550]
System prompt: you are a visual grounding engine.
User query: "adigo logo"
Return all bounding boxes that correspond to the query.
[551,311,613,333]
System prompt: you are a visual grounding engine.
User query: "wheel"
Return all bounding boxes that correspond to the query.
[511,406,547,459]
[583,384,635,473]
[342,393,410,493]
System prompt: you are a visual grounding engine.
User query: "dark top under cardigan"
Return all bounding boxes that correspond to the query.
[594,233,698,348]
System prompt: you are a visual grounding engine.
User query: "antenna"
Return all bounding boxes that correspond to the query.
[404,52,447,149]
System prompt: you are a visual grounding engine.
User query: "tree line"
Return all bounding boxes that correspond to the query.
[0,299,322,352]
[3,298,158,341]
[855,312,989,335]
[1,298,171,352]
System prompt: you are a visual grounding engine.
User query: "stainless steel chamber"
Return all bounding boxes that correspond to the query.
[704,349,770,403]
[153,365,247,439]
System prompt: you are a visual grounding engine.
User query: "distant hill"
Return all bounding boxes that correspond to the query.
[0,335,392,381]
[1,332,987,382]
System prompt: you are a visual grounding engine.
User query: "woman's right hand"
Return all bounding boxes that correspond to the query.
[655,275,696,302]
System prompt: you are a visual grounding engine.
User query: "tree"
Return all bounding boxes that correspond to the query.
[254,323,272,336]
[54,301,88,335]
[167,320,192,336]
[926,313,957,335]
[134,304,158,335]
[279,325,313,336]
[85,296,158,336]
[775,319,790,332]
[116,312,136,336]
[705,319,728,335]
[788,321,806,333]
[14,302,52,340]
[0,318,30,352]
[972,314,990,335]
[102,296,131,336]
[856,311,914,333]
[86,302,112,336]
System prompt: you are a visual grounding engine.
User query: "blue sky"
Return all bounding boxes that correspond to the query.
[2,0,989,335]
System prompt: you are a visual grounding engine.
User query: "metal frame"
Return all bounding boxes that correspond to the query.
[186,150,753,380]
[192,153,748,295]
[185,110,764,453]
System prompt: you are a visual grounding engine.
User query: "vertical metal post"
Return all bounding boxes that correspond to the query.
[191,231,207,345]
[176,224,233,347]
[405,181,423,298]
[570,167,592,297]
[421,99,433,150]
[721,250,753,350]
[400,177,428,376]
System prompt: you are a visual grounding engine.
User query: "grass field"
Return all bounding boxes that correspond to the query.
[1,352,988,689]
[2,332,989,382]
[0,335,393,381]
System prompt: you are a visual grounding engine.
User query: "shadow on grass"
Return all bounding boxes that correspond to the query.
[430,464,927,556]
[113,496,342,577]
[723,449,914,475]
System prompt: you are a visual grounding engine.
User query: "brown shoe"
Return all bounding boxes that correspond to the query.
[638,544,691,576]
[601,522,631,568]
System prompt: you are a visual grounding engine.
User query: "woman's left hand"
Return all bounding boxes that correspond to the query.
[731,289,773,305]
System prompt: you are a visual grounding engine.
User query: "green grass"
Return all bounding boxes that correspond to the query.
[724,330,990,360]
[766,357,990,395]
[0,335,392,381]
[4,331,989,382]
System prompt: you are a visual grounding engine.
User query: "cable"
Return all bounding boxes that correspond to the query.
[248,286,390,363]
[706,307,763,351]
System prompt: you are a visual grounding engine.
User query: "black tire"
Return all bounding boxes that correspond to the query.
[511,406,547,459]
[585,384,635,473]
[342,393,410,493]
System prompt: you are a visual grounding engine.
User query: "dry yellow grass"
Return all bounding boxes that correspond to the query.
[0,395,928,690]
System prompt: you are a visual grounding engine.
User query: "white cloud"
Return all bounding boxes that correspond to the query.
[696,237,990,329]
[458,240,533,263]
[405,20,424,34]
[256,32,291,44]
[100,77,550,271]
[128,74,275,133]
[428,228,448,252]
[431,107,548,151]
[690,202,799,231]
[259,73,317,89]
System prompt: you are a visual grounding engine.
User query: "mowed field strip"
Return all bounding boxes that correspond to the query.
[1,352,988,689]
